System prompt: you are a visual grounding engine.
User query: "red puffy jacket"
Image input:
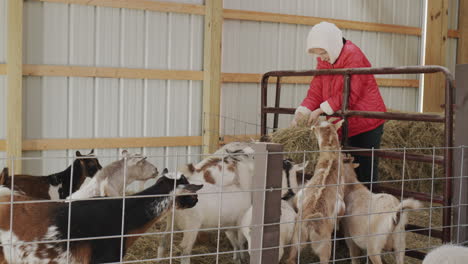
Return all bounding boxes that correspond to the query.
[300,40,386,137]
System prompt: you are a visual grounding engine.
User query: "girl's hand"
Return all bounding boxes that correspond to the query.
[308,108,324,126]
[291,112,304,127]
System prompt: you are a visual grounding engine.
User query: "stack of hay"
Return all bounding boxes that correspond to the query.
[268,114,445,194]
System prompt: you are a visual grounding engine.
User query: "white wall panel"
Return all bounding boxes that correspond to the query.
[70,4,95,66]
[43,3,69,64]
[96,7,121,67]
[446,38,458,74]
[222,13,423,126]
[0,0,6,63]
[23,1,44,64]
[69,77,94,138]
[21,1,205,174]
[0,76,5,139]
[449,0,459,30]
[224,0,424,27]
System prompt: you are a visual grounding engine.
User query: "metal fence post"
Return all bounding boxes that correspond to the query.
[453,64,468,243]
[251,143,283,264]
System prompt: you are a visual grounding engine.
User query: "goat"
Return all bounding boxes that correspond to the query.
[341,155,422,264]
[237,200,296,262]
[0,169,202,263]
[67,150,158,200]
[158,148,254,264]
[236,159,308,262]
[0,150,101,200]
[178,143,255,191]
[287,118,346,264]
[423,244,468,264]
[159,149,308,264]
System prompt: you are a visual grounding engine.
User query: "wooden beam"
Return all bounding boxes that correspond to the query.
[28,0,461,40]
[7,0,23,174]
[458,0,468,64]
[220,134,261,146]
[32,0,205,15]
[22,65,204,80]
[202,0,223,154]
[0,65,419,88]
[224,9,422,36]
[448,29,460,38]
[222,73,419,88]
[423,0,448,112]
[22,136,202,151]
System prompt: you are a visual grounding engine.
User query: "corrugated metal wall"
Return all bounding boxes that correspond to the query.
[21,1,204,175]
[221,0,460,134]
[222,0,425,134]
[0,0,6,162]
[0,0,461,175]
[447,0,459,73]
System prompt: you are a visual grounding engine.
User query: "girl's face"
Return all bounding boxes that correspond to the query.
[310,48,330,63]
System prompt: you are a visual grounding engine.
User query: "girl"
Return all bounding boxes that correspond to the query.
[292,22,387,184]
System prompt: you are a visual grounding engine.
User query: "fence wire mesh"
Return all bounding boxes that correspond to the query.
[0,142,465,263]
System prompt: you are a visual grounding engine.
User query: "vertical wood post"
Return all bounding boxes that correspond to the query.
[251,143,282,264]
[453,64,468,243]
[202,0,222,154]
[423,0,448,112]
[6,0,23,174]
[458,0,468,64]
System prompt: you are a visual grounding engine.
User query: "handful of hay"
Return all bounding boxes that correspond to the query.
[268,116,319,174]
[267,113,445,194]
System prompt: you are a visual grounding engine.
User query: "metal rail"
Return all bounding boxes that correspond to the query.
[261,65,455,259]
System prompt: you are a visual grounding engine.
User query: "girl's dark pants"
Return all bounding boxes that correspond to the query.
[348,124,384,185]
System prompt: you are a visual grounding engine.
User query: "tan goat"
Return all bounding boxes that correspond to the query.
[341,155,422,264]
[287,118,346,264]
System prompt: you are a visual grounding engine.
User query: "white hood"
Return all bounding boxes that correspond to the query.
[306,22,343,64]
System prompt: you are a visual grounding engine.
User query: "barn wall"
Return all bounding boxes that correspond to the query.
[0,0,6,161]
[222,0,424,134]
[447,0,459,73]
[21,1,204,175]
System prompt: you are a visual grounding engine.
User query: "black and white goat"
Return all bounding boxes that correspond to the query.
[0,169,202,263]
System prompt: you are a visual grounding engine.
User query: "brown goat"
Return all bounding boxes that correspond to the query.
[287,118,346,264]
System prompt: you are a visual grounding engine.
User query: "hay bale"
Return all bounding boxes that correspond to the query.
[379,117,445,194]
[269,118,319,174]
[267,113,445,194]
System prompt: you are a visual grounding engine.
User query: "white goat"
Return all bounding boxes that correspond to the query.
[236,159,308,262]
[158,144,308,264]
[423,244,468,264]
[341,156,422,264]
[238,200,297,262]
[67,150,158,199]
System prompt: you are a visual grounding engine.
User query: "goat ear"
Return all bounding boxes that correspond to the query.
[293,160,309,172]
[328,117,339,123]
[183,184,203,193]
[137,157,147,165]
[178,163,195,176]
[334,119,345,129]
[0,168,8,185]
[353,163,360,168]
[76,151,83,157]
[89,149,95,155]
[162,168,169,175]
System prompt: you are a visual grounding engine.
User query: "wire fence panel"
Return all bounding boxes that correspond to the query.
[0,142,466,263]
